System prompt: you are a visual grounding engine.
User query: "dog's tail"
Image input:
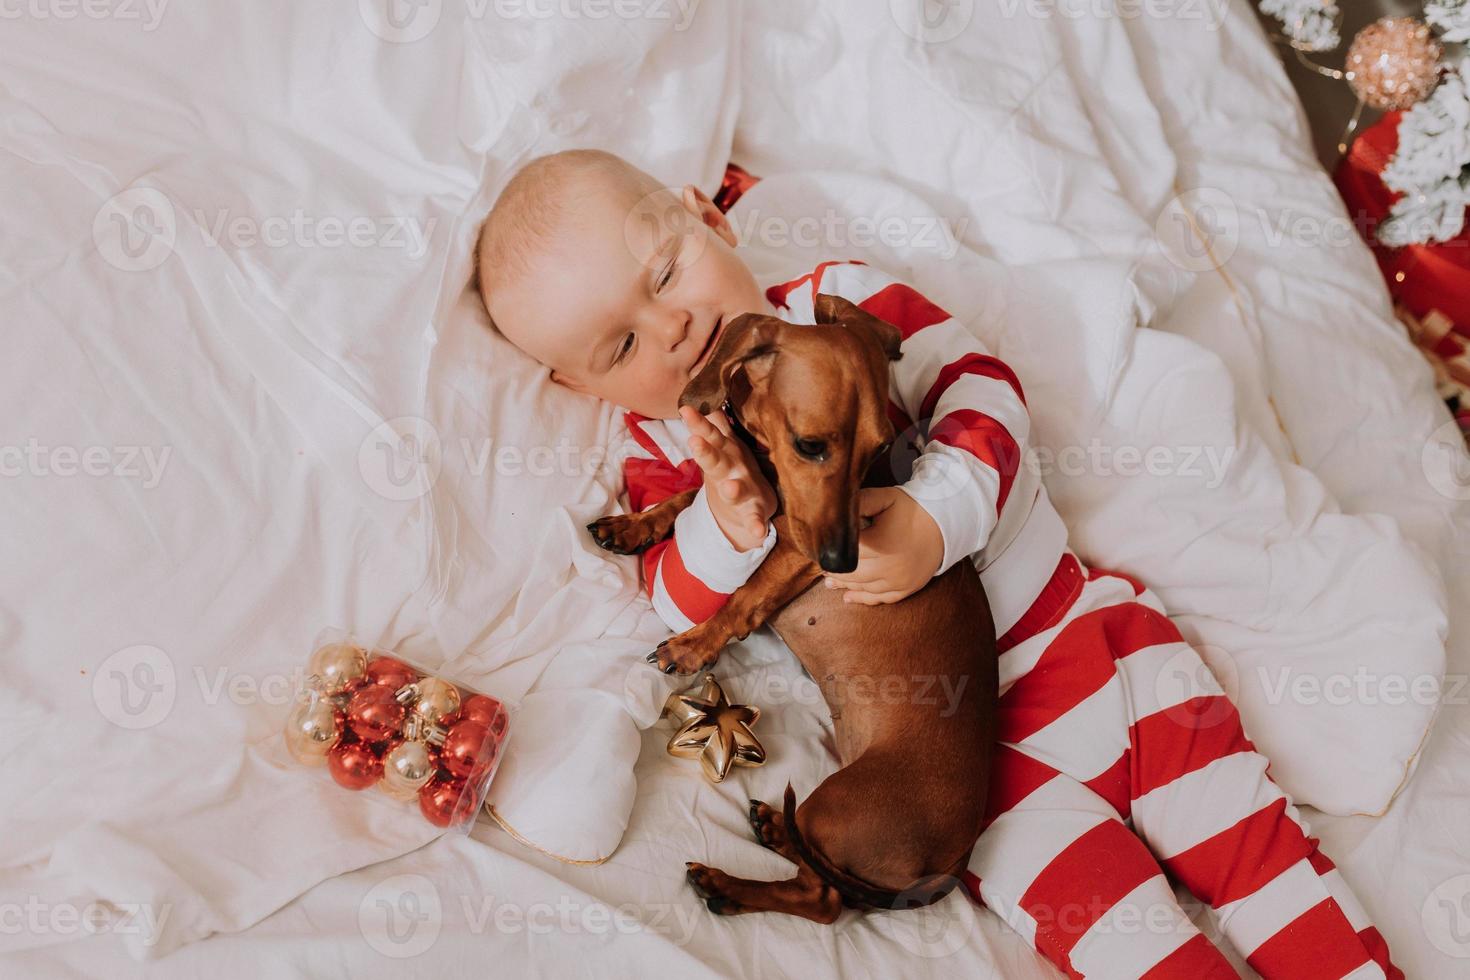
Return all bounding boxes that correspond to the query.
[779,783,959,912]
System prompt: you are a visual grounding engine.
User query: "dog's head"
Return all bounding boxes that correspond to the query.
[680,293,902,573]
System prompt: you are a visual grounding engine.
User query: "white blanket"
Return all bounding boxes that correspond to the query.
[3,0,1466,974]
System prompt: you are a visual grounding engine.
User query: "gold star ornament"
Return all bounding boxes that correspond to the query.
[663,676,766,783]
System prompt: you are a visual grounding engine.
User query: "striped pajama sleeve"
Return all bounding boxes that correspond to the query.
[620,412,777,634]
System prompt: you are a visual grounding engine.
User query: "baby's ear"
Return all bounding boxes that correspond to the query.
[681,184,737,248]
[549,368,590,394]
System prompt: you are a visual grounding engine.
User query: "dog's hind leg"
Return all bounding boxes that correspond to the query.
[747,798,800,863]
[685,862,842,923]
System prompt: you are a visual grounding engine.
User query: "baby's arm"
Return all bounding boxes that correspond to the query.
[818,261,1029,577]
[621,414,777,633]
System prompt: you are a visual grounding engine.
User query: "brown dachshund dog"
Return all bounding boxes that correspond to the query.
[587,294,998,923]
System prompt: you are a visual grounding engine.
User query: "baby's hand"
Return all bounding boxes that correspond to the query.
[823,488,944,605]
[680,405,777,552]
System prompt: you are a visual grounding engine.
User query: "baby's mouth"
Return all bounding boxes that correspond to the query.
[691,317,723,375]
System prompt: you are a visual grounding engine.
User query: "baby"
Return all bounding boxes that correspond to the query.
[477,149,1400,980]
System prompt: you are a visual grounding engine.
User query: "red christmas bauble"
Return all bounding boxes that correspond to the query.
[418,774,477,828]
[346,685,407,744]
[365,656,418,692]
[459,694,502,730]
[440,720,497,781]
[1335,113,1470,334]
[327,740,383,790]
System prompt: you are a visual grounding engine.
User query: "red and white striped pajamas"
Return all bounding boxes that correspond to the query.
[965,557,1399,978]
[618,261,1399,978]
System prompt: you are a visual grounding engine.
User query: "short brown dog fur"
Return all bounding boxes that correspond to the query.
[587,294,998,923]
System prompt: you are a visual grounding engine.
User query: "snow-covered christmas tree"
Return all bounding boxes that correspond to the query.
[1380,71,1470,246]
[1381,1,1470,245]
[1260,0,1342,51]
[1426,0,1470,43]
[1261,0,1470,245]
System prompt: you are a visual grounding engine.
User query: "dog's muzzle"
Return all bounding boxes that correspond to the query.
[818,529,858,574]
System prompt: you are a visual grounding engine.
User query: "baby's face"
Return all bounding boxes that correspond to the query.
[486,183,768,419]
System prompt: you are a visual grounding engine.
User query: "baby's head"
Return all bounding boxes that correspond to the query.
[477,149,767,419]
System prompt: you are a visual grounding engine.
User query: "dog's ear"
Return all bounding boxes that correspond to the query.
[813,293,902,362]
[679,313,782,415]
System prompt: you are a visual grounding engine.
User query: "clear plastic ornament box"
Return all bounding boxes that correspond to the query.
[282,628,513,835]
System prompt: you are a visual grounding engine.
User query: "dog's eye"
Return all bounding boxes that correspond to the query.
[793,437,828,461]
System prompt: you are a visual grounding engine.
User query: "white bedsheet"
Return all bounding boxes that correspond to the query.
[3,1,1467,977]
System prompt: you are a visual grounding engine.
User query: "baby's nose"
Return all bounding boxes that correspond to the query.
[658,310,692,349]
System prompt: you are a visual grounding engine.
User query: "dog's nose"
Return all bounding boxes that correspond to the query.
[817,533,858,574]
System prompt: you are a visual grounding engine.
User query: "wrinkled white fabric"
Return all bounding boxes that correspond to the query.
[3,1,1466,976]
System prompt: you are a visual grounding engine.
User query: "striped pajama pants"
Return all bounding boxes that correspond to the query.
[960,553,1400,979]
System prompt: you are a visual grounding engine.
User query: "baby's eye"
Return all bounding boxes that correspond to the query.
[614,332,634,364]
[656,256,677,292]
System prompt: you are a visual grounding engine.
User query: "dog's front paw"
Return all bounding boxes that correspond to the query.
[646,633,722,675]
[586,514,659,555]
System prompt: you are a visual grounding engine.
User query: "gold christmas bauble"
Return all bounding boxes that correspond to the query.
[409,677,462,727]
[284,697,342,765]
[307,642,368,695]
[1346,17,1443,111]
[379,739,435,799]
